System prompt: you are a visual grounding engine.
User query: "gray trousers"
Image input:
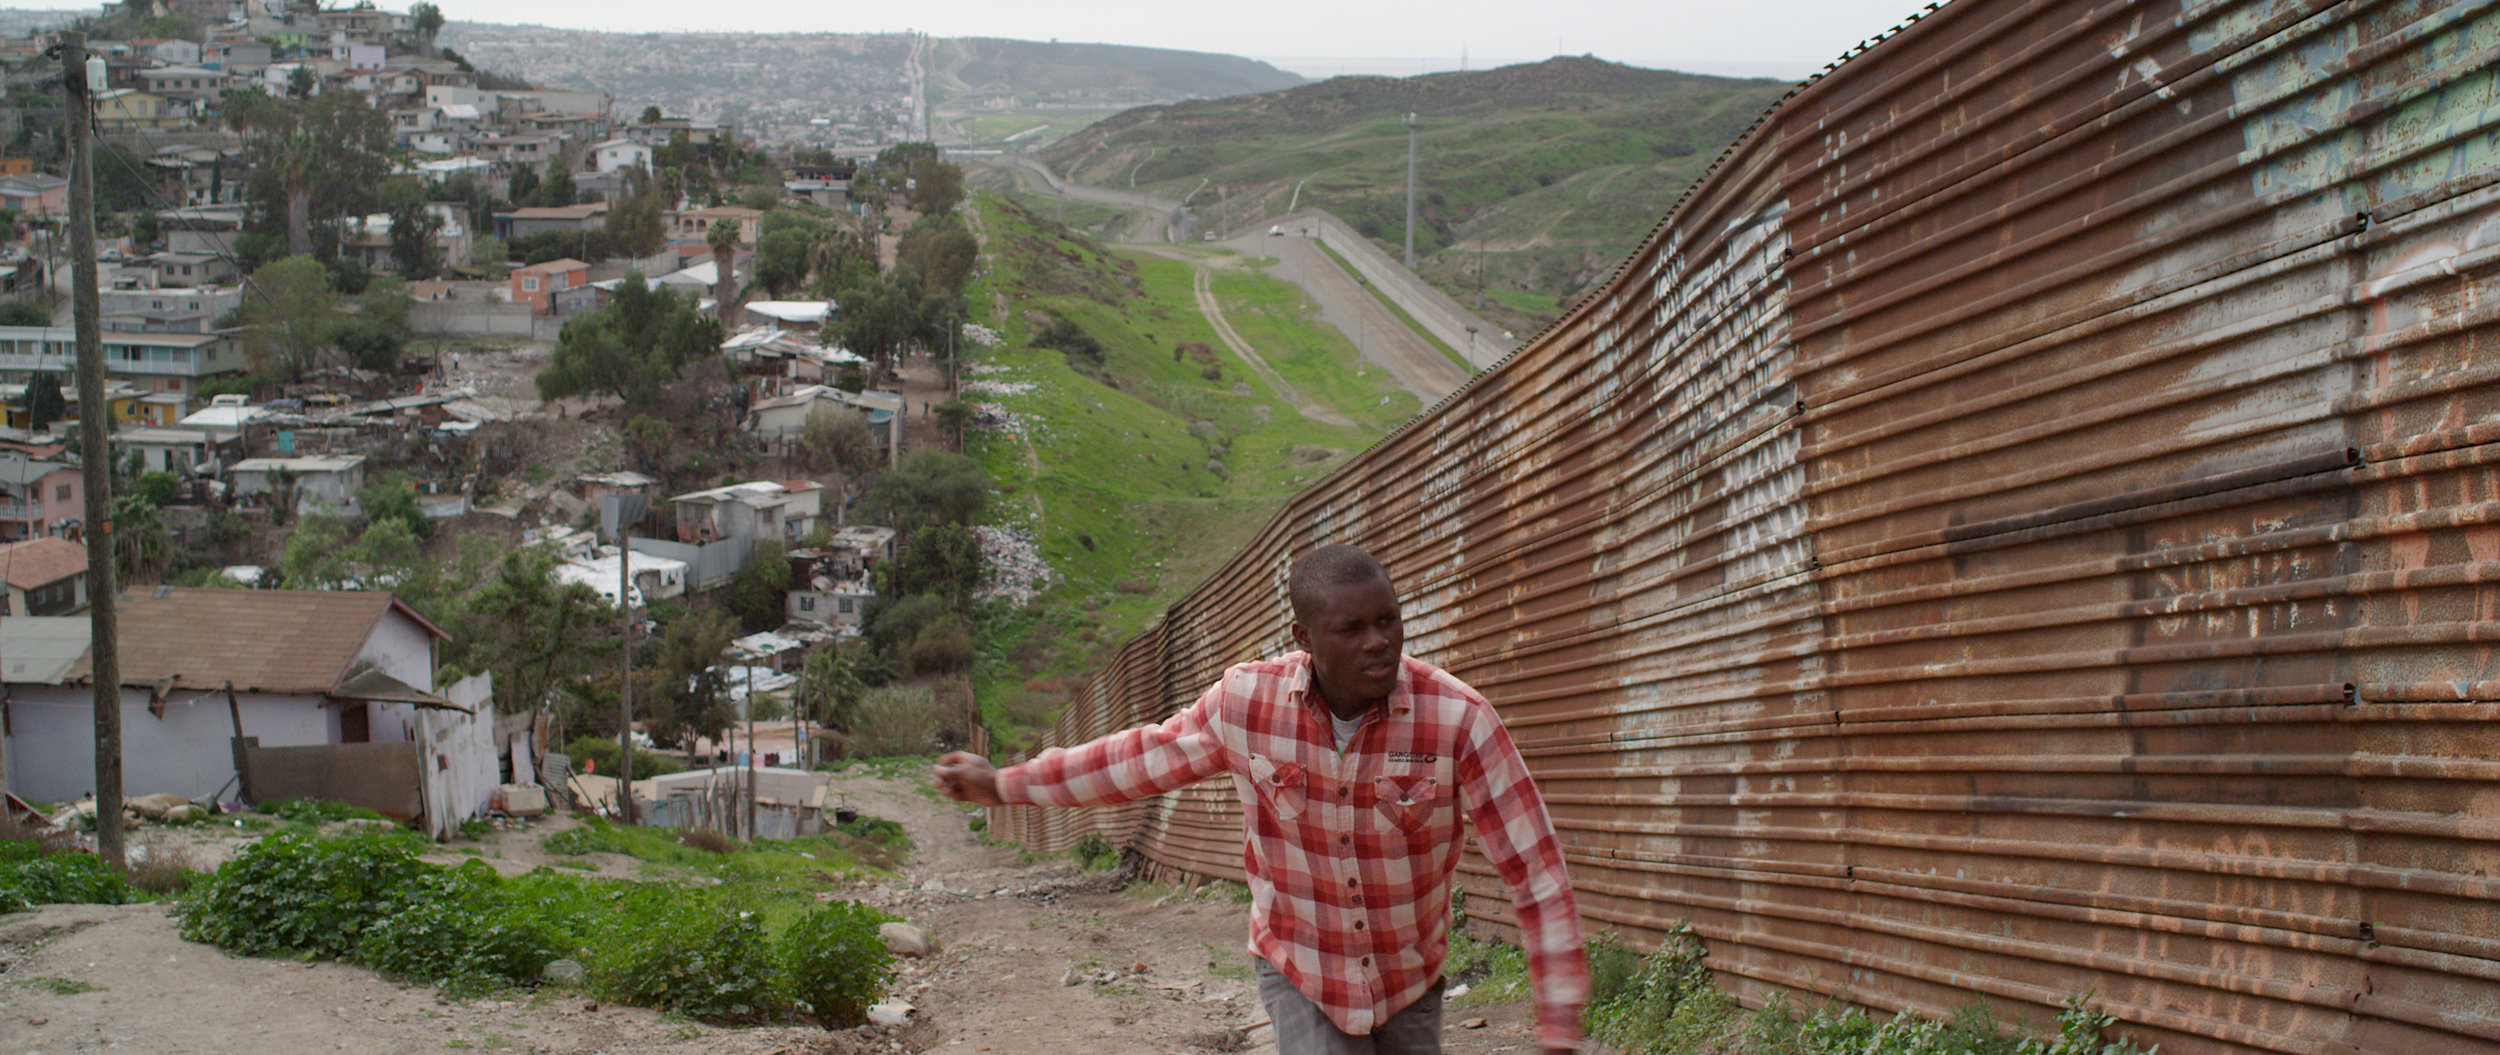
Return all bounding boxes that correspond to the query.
[1255,959,1445,1055]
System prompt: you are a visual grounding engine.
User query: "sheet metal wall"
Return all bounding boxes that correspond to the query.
[991,1,2500,1049]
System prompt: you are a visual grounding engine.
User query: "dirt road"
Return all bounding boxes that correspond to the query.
[0,768,1551,1055]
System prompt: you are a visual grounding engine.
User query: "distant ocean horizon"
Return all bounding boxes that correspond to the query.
[1253,55,1814,82]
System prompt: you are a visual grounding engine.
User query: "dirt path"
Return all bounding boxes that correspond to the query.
[0,769,1552,1055]
[1135,247,1353,429]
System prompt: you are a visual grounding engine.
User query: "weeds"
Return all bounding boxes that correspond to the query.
[1578,923,2161,1055]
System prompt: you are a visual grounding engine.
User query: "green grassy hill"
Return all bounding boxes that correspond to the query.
[965,194,1414,748]
[1037,56,1792,335]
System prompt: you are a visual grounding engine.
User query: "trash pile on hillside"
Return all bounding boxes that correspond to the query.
[975,524,1055,607]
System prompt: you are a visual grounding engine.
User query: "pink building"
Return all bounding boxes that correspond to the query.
[0,452,84,541]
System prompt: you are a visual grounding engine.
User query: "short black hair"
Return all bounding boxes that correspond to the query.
[1288,543,1393,624]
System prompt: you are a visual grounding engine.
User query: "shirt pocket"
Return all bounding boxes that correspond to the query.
[1247,754,1308,822]
[1374,771,1453,834]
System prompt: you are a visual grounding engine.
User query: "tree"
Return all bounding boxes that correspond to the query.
[639,605,736,750]
[895,216,978,297]
[604,166,667,258]
[410,1,444,45]
[891,522,982,612]
[131,209,159,248]
[535,273,721,406]
[232,89,392,258]
[825,267,924,374]
[708,217,741,314]
[21,372,65,432]
[538,160,577,209]
[753,224,818,297]
[359,473,433,540]
[384,194,443,278]
[856,450,987,534]
[639,105,663,125]
[0,304,43,326]
[440,547,616,718]
[904,153,965,216]
[507,165,540,207]
[238,255,342,377]
[808,228,876,300]
[728,540,790,632]
[799,405,877,475]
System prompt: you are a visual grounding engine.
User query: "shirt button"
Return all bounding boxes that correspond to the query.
[1338,786,1349,797]
[1361,956,1371,967]
[1351,895,1363,906]
[1347,877,1359,886]
[1353,920,1365,930]
[1340,834,1351,846]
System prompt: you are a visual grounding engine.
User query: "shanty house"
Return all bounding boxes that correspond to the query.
[0,589,497,838]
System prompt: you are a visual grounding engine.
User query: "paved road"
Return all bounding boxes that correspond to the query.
[1222,229,1473,406]
[979,157,1477,405]
[980,154,1185,243]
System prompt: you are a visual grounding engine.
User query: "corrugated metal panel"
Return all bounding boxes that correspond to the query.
[990,0,2500,1049]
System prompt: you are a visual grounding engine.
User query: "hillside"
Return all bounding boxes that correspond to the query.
[1038,56,1794,334]
[961,194,1414,747]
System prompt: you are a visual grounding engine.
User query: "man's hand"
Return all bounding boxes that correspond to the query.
[932,751,1002,806]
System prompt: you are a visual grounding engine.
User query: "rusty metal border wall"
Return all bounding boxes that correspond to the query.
[991,1,2500,1050]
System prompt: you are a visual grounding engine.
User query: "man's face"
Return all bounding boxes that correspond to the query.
[1292,574,1405,713]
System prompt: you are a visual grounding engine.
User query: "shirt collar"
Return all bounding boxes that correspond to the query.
[1285,651,1414,722]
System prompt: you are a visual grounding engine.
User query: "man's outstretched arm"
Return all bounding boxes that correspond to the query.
[932,676,1232,808]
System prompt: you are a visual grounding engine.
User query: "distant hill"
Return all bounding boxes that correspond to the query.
[438,23,1299,151]
[1037,56,1794,334]
[931,38,1302,101]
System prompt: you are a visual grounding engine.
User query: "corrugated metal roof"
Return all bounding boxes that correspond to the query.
[0,616,90,684]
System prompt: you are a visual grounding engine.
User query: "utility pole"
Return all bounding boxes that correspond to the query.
[1403,112,1419,269]
[616,539,635,824]
[62,31,123,871]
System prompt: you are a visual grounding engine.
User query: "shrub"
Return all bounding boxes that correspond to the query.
[589,889,779,1022]
[846,685,940,759]
[778,900,896,1026]
[0,845,132,914]
[562,736,685,780]
[126,837,199,896]
[1069,832,1120,872]
[355,863,564,995]
[178,829,430,957]
[1584,919,1713,1047]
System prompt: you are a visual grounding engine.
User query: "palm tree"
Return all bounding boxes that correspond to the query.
[708,217,741,324]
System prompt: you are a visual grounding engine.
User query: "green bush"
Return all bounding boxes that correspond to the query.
[836,814,907,844]
[589,889,779,1022]
[354,862,564,996]
[178,829,430,957]
[562,736,686,780]
[0,846,132,914]
[778,900,896,1026]
[1069,832,1120,872]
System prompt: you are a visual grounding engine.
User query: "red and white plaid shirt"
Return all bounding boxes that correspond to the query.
[998,652,1589,1049]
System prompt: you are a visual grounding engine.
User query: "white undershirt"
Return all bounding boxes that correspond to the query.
[1330,712,1363,750]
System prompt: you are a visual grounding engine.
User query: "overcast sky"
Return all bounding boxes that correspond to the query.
[411,0,1935,81]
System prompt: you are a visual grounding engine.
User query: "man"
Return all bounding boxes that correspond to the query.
[934,543,1588,1054]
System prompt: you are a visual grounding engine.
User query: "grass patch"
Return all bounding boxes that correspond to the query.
[16,976,102,995]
